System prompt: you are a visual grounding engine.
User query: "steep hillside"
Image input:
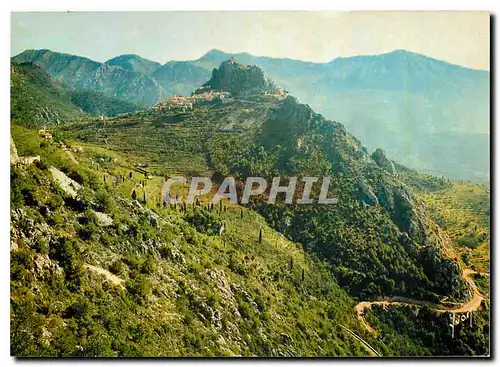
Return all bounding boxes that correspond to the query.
[194,49,490,182]
[11,62,85,127]
[11,59,489,357]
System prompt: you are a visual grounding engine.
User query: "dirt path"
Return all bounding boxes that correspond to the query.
[356,268,485,334]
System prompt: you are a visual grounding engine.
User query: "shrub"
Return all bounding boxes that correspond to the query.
[109,259,125,276]
[125,275,151,304]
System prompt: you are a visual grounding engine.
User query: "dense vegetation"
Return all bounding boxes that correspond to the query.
[11,62,85,127]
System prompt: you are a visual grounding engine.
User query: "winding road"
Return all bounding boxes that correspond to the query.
[356,268,486,334]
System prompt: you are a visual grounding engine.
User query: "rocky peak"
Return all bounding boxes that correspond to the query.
[200,58,277,95]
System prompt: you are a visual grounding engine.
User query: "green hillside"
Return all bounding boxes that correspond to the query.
[13,49,164,105]
[11,62,85,127]
[11,124,370,357]
[58,61,470,304]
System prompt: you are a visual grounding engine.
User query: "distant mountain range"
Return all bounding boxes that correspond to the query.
[11,48,490,182]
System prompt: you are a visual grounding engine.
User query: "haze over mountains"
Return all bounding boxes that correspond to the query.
[12,48,490,182]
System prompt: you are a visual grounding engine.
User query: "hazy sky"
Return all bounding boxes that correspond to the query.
[11,11,490,70]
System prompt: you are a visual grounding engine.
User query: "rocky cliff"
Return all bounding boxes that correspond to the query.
[201,58,277,95]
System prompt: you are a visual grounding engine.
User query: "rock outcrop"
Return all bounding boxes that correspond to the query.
[200,58,277,96]
[372,148,396,174]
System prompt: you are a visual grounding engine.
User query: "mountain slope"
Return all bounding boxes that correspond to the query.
[12,47,490,182]
[152,61,211,96]
[11,62,85,127]
[10,124,369,357]
[13,49,164,105]
[194,49,490,183]
[11,62,141,127]
[10,59,488,357]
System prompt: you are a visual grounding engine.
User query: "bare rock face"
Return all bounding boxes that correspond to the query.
[202,58,277,95]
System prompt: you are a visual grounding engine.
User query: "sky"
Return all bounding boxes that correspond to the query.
[11,11,490,70]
